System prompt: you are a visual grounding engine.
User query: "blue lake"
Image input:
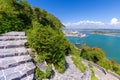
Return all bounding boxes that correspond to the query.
[66,33,120,64]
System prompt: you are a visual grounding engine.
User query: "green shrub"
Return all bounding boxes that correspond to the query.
[35,64,53,80]
[54,58,66,73]
[35,67,46,80]
[89,65,98,80]
[80,45,120,75]
[46,64,53,78]
[80,45,105,63]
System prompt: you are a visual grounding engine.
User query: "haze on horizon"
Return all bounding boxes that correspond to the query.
[28,0,120,29]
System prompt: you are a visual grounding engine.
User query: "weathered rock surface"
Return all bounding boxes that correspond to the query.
[81,68,91,80]
[0,32,35,80]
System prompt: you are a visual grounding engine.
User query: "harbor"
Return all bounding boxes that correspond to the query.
[63,30,86,37]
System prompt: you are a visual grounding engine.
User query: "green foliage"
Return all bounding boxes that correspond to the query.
[64,43,86,72]
[0,0,16,13]
[67,43,80,55]
[36,55,45,64]
[80,45,120,75]
[97,59,120,75]
[71,56,86,73]
[0,0,92,78]
[46,13,64,29]
[0,0,63,34]
[35,67,46,80]
[29,51,35,58]
[0,13,25,34]
[112,62,120,75]
[89,65,98,80]
[80,45,105,63]
[35,65,53,80]
[24,42,30,48]
[97,59,113,70]
[0,0,32,34]
[45,64,53,78]
[54,57,66,73]
[27,21,69,73]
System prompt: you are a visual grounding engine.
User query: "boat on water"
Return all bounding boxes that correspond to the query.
[78,33,86,38]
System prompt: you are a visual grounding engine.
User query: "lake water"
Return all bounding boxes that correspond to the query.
[66,33,120,64]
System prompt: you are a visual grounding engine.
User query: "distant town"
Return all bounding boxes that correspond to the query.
[63,30,86,37]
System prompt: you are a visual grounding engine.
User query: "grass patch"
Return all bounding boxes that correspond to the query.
[89,65,98,80]
[54,58,66,73]
[71,55,86,73]
[70,47,86,73]
[35,64,53,80]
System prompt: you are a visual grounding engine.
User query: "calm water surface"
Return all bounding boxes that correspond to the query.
[66,33,120,64]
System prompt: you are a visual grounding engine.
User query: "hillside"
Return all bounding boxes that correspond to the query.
[0,0,120,80]
[0,0,73,79]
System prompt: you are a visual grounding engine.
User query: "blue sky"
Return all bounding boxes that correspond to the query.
[28,0,120,29]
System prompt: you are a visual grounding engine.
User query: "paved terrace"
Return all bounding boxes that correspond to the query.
[0,32,35,80]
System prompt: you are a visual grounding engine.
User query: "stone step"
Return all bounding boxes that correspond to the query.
[0,36,26,41]
[21,74,34,80]
[0,40,27,49]
[0,31,25,36]
[0,47,28,58]
[0,32,35,80]
[0,47,27,53]
[0,55,32,69]
[0,62,35,80]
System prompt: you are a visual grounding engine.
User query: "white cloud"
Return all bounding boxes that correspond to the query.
[110,18,120,25]
[63,18,120,29]
[64,20,105,27]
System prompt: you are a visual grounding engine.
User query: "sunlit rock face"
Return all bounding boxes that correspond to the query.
[0,32,35,80]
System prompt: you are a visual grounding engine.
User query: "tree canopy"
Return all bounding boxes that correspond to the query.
[0,0,64,34]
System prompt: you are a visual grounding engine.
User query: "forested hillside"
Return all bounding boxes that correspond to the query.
[0,0,64,33]
[0,0,120,80]
[0,0,74,79]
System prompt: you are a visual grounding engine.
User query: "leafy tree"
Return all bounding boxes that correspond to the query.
[0,0,16,13]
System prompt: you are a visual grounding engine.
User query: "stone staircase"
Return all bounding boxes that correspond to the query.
[0,32,35,80]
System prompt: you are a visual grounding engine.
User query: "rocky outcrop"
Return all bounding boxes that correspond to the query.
[0,32,35,80]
